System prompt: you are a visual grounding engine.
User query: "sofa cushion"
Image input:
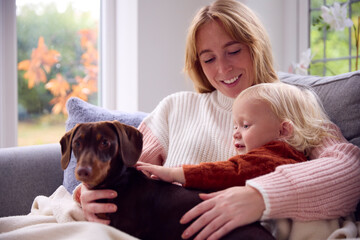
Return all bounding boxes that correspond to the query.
[279,71,360,149]
[63,97,148,193]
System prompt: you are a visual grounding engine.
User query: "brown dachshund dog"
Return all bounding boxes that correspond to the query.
[60,120,275,240]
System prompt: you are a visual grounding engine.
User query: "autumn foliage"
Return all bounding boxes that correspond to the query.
[18,29,98,115]
[17,37,60,88]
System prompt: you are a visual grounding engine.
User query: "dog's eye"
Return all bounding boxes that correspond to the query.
[100,139,110,149]
[73,140,81,149]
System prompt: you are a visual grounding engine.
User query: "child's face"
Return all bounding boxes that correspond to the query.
[232,96,283,154]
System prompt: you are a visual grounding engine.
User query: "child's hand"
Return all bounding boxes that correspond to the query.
[135,162,185,184]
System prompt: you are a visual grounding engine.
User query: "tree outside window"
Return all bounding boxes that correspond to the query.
[17,0,100,146]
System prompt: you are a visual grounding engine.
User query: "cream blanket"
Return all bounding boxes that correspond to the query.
[0,185,359,240]
[274,217,360,240]
[0,186,138,240]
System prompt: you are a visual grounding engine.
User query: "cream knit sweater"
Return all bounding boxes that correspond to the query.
[139,90,237,167]
[138,90,360,221]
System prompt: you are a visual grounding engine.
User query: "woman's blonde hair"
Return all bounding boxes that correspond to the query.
[184,0,278,93]
[237,82,334,156]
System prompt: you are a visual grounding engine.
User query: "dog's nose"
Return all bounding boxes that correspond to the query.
[77,166,92,178]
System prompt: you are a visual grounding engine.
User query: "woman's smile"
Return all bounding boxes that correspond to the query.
[221,74,241,85]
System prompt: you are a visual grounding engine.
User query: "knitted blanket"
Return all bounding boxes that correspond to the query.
[0,186,138,240]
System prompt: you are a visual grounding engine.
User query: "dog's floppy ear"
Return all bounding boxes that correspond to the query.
[111,120,143,167]
[60,124,81,170]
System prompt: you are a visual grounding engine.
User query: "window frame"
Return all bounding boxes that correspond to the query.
[0,0,17,148]
[282,0,309,73]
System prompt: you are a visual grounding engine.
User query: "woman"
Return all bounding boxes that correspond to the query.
[77,1,360,239]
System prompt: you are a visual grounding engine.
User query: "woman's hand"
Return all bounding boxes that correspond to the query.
[80,184,118,224]
[136,162,185,184]
[180,186,265,240]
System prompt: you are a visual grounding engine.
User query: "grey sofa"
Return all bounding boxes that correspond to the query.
[1,71,360,219]
[0,143,62,217]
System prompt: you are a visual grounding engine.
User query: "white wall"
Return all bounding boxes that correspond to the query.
[137,0,212,112]
[134,0,306,113]
[244,0,308,73]
[242,0,285,70]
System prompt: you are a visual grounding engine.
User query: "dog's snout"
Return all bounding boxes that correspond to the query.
[77,166,92,179]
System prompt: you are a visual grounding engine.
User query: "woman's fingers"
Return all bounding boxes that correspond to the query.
[82,200,117,214]
[180,196,218,239]
[81,188,117,203]
[181,197,235,240]
[206,220,239,240]
[83,201,114,225]
[198,190,224,200]
[180,186,265,240]
[84,204,112,225]
[180,189,226,225]
[80,187,118,223]
[194,214,237,240]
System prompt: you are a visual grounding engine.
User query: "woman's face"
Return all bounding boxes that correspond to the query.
[196,20,255,98]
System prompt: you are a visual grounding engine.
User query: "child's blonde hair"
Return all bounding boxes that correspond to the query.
[236,82,334,156]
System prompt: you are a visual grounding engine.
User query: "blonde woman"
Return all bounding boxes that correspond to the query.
[77,1,360,239]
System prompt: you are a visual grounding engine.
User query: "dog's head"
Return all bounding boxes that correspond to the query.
[60,120,143,189]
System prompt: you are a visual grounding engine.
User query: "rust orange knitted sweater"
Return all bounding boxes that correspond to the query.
[183,141,306,191]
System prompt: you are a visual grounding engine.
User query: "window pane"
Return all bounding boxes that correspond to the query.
[325,29,350,59]
[309,61,326,76]
[326,0,347,6]
[311,0,324,9]
[309,59,350,76]
[16,0,100,146]
[310,10,324,60]
[326,59,350,75]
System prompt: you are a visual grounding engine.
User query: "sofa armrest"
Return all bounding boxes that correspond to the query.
[0,143,63,217]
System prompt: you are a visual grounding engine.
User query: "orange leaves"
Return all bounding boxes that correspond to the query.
[45,75,97,115]
[45,74,71,115]
[49,96,70,115]
[18,37,60,88]
[81,44,98,67]
[46,73,70,97]
[70,76,98,101]
[79,28,97,49]
[18,28,98,115]
[79,28,98,83]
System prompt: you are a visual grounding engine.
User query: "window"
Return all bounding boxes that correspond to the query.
[1,0,138,148]
[16,0,100,146]
[309,0,360,76]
